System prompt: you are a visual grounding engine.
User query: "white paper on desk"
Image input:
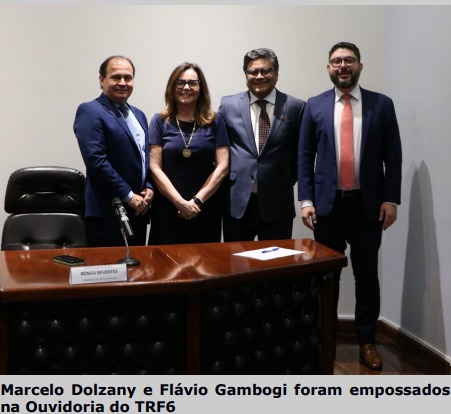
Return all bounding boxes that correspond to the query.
[233,246,304,261]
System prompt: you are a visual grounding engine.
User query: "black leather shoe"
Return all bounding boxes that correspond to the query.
[360,344,382,370]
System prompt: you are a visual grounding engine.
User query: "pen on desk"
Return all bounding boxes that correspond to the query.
[262,247,279,253]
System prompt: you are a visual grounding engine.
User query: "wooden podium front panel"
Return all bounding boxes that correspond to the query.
[199,273,326,374]
[0,240,346,374]
[6,295,187,374]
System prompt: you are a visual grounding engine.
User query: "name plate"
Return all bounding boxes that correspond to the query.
[70,264,127,285]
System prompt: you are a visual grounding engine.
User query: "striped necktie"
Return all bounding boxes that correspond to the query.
[257,100,270,152]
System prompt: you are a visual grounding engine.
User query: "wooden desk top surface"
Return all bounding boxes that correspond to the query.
[0,239,347,302]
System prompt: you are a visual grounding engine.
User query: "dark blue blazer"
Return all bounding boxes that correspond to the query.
[74,93,151,218]
[219,89,305,222]
[298,87,402,221]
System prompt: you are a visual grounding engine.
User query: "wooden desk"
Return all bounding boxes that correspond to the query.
[0,239,346,374]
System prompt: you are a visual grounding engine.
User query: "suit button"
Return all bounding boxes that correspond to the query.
[251,175,255,180]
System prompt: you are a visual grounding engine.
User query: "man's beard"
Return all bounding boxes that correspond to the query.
[330,69,360,90]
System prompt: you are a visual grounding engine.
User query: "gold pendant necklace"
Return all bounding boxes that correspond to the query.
[176,117,196,158]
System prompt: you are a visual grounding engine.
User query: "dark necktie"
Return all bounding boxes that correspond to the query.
[339,94,355,189]
[118,104,142,146]
[257,100,270,152]
[118,104,129,118]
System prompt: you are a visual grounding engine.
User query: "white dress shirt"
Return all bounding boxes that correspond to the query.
[334,85,362,191]
[301,85,362,209]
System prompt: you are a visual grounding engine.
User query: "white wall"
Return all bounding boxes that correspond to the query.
[382,5,451,359]
[0,4,385,320]
[3,5,449,360]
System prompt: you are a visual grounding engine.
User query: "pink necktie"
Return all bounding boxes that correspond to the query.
[257,100,270,152]
[340,94,355,189]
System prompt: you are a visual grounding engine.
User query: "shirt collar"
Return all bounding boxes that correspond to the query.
[335,85,361,103]
[249,88,277,105]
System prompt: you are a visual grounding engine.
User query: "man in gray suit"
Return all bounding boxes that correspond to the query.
[219,48,305,241]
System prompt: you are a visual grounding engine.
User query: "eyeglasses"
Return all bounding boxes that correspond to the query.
[246,67,274,77]
[175,79,201,89]
[329,57,358,68]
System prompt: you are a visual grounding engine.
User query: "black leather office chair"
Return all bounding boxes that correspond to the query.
[1,166,87,250]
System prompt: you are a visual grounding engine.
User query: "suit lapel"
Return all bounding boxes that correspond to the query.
[360,88,372,159]
[239,92,258,156]
[324,89,337,155]
[99,94,134,140]
[267,90,285,142]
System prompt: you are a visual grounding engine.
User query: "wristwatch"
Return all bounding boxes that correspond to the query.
[192,196,204,208]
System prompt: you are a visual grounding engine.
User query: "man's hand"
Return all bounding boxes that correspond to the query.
[128,188,153,215]
[379,203,397,230]
[301,206,317,231]
[141,188,154,211]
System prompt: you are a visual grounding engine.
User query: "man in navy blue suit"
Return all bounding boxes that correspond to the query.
[219,48,305,241]
[298,42,402,370]
[74,55,153,247]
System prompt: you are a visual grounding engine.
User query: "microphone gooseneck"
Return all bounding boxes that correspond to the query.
[112,197,135,239]
[112,197,140,267]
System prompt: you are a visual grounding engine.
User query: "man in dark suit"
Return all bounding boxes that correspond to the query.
[219,48,305,241]
[74,55,153,247]
[298,42,402,370]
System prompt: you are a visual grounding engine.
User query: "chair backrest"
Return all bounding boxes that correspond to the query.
[2,166,87,251]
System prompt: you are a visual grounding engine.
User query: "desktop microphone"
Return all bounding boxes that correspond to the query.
[112,197,135,239]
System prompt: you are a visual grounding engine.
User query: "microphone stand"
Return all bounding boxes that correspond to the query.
[117,228,140,267]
